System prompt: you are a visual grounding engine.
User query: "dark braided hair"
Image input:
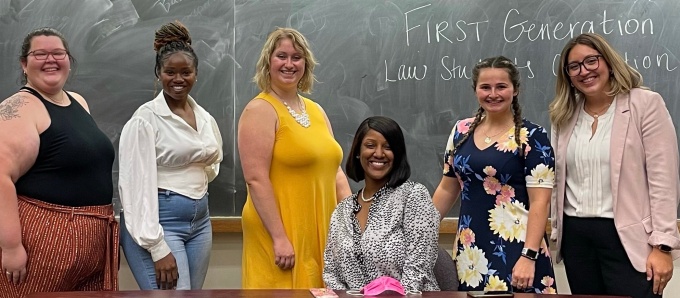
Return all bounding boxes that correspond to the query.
[154,21,198,78]
[453,56,525,156]
[453,106,484,154]
[511,94,524,156]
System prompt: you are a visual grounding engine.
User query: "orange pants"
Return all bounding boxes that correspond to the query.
[0,196,118,298]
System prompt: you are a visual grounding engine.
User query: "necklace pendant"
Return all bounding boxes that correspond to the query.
[484,136,492,144]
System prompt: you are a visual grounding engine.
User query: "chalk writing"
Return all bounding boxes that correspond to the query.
[154,0,184,13]
[384,60,428,82]
[183,0,210,20]
[440,56,471,80]
[624,52,678,72]
[404,4,432,46]
[289,11,327,32]
[404,4,488,46]
[551,52,677,76]
[504,9,653,43]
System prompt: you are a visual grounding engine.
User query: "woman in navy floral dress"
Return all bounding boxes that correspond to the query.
[433,56,557,294]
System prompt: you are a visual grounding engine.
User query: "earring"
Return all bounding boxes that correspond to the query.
[355,156,359,159]
[570,83,574,87]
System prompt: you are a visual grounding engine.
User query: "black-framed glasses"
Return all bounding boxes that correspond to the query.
[565,54,602,77]
[28,49,68,60]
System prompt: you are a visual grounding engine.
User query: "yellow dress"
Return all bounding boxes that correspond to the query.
[241,92,342,288]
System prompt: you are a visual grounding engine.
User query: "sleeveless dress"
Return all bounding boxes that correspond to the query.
[443,118,557,293]
[241,92,343,288]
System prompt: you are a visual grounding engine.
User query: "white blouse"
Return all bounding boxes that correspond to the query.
[118,92,223,261]
[564,100,616,218]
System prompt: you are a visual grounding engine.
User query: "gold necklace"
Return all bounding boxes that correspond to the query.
[584,98,614,140]
[584,100,613,119]
[28,85,65,104]
[483,123,514,144]
[46,91,66,104]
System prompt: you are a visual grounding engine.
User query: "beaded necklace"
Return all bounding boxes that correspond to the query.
[360,189,374,202]
[272,89,310,128]
[281,97,310,128]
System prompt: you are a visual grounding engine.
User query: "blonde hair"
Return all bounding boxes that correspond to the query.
[253,27,317,93]
[549,33,645,131]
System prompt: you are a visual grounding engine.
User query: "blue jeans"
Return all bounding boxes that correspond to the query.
[120,190,212,290]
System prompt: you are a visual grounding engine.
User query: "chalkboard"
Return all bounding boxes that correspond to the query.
[2,0,680,218]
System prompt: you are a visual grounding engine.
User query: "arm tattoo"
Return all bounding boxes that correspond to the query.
[0,94,28,121]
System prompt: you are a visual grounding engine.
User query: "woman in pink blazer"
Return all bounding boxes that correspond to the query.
[549,33,680,298]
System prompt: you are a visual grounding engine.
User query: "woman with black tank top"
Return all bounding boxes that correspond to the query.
[0,28,118,297]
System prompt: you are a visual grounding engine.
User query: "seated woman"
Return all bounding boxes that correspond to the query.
[323,116,440,292]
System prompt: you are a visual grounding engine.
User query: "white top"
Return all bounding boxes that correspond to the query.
[564,99,616,218]
[118,92,223,261]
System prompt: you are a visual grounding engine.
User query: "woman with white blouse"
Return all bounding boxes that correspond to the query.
[549,33,680,298]
[118,21,222,290]
[322,116,440,292]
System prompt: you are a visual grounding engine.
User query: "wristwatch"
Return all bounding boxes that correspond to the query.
[657,244,673,253]
[521,247,539,260]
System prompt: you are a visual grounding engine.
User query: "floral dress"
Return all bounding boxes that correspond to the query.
[443,118,557,294]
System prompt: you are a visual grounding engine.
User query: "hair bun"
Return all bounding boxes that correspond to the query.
[153,21,192,52]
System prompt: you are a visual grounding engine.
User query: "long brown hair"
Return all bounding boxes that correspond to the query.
[454,56,524,156]
[549,33,645,131]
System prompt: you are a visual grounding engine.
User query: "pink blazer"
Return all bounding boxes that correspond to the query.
[550,88,680,272]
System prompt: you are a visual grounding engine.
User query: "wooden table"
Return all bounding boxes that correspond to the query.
[26,289,631,298]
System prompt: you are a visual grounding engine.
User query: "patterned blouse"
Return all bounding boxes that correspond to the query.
[323,181,440,292]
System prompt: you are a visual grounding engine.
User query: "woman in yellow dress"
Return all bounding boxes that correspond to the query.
[237,27,351,288]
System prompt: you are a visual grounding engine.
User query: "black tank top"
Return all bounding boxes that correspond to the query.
[14,87,114,206]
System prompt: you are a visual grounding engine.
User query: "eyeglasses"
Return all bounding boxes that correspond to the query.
[565,54,602,77]
[28,49,68,60]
